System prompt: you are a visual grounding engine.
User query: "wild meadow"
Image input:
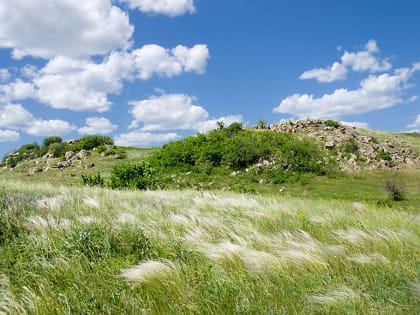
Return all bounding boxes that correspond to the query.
[0,180,419,314]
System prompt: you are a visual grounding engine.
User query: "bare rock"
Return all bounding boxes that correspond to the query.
[65,151,76,160]
[324,141,335,149]
[78,150,90,159]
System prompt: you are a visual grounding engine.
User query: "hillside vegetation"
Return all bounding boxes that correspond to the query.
[0,181,419,314]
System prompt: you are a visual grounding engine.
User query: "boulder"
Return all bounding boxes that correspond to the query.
[78,150,90,159]
[65,151,76,160]
[324,141,335,149]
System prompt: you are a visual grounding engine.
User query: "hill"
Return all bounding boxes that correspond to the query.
[1,121,419,204]
[255,119,420,171]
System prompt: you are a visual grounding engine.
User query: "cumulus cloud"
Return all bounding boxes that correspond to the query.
[0,129,19,142]
[300,40,391,83]
[34,53,134,112]
[114,131,179,147]
[25,119,76,136]
[274,67,416,119]
[407,114,420,130]
[78,117,118,135]
[23,44,209,112]
[195,115,244,133]
[341,40,391,73]
[120,0,196,16]
[300,62,348,83]
[129,93,209,130]
[0,69,10,82]
[340,121,369,129]
[0,103,75,136]
[0,104,34,129]
[133,44,209,80]
[0,0,133,59]
[0,79,37,102]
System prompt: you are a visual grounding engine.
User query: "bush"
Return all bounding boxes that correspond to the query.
[384,178,405,201]
[377,149,392,161]
[81,173,105,187]
[75,135,113,151]
[340,138,359,154]
[48,142,69,158]
[149,125,332,176]
[43,136,62,147]
[110,161,161,190]
[324,120,341,128]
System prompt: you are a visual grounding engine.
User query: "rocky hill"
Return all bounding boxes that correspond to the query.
[254,119,419,172]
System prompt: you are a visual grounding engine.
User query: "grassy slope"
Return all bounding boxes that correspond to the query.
[0,181,419,314]
[0,147,156,186]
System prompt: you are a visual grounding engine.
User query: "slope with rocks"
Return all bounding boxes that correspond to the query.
[254,119,419,172]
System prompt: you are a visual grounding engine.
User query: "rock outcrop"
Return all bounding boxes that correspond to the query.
[254,119,419,171]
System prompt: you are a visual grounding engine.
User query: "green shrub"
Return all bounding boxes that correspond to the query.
[48,142,69,158]
[340,138,359,154]
[324,120,341,128]
[370,136,379,144]
[384,178,405,201]
[81,173,105,187]
[75,135,113,151]
[149,125,332,177]
[257,119,267,128]
[43,136,62,147]
[110,161,161,190]
[377,149,392,161]
[96,145,107,154]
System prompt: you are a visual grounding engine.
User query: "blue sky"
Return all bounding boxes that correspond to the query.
[1,0,420,157]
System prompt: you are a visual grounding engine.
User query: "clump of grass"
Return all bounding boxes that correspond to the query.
[324,119,341,128]
[384,178,405,201]
[121,260,174,283]
[377,149,392,161]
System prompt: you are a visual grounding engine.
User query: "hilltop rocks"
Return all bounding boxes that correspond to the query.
[254,119,420,172]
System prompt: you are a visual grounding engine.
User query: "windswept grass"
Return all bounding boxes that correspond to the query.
[0,180,419,314]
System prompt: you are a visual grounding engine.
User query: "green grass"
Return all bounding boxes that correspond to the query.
[0,147,156,186]
[0,180,419,314]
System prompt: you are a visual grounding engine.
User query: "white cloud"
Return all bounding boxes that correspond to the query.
[300,62,347,83]
[0,103,75,136]
[114,131,179,147]
[0,129,19,142]
[300,40,391,83]
[25,120,76,136]
[341,40,391,73]
[30,44,208,112]
[0,0,133,59]
[274,67,415,119]
[0,104,34,129]
[34,53,134,112]
[407,114,420,129]
[195,115,244,133]
[78,117,117,135]
[120,0,196,17]
[0,69,10,82]
[129,93,209,130]
[0,79,37,102]
[340,121,369,129]
[133,44,209,80]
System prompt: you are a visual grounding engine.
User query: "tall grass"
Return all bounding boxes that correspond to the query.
[0,180,419,314]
